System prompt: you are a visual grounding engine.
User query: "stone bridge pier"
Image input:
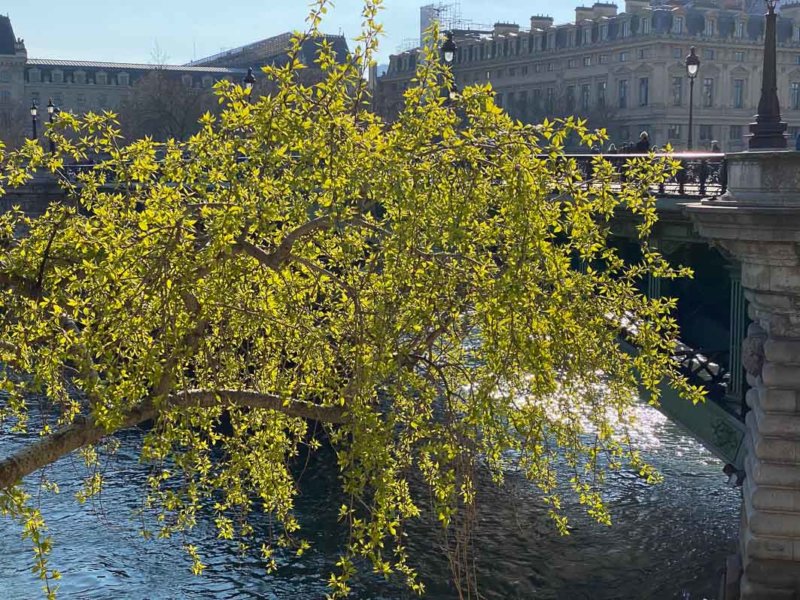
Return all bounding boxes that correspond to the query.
[689,151,800,599]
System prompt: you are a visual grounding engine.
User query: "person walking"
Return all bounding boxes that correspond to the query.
[634,131,650,153]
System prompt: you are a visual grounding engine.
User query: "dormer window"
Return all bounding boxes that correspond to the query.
[52,70,63,84]
[202,75,214,88]
[74,71,86,84]
[27,69,40,83]
[673,16,684,34]
[96,72,107,85]
[621,21,630,37]
[601,24,608,40]
[117,72,130,86]
[736,21,745,38]
[182,74,193,87]
[704,19,715,37]
[642,18,651,35]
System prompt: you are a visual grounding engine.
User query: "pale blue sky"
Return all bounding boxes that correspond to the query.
[3,1,575,65]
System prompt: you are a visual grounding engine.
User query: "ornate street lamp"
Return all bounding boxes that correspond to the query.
[441,31,456,65]
[749,0,787,149]
[440,32,458,103]
[29,101,38,141]
[685,47,700,151]
[47,98,57,153]
[243,67,256,102]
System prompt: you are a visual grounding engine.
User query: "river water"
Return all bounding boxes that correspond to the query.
[1,403,740,600]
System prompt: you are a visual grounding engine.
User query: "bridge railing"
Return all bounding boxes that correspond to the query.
[556,152,726,199]
[62,152,726,199]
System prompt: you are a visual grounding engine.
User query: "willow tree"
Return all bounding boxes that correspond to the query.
[0,2,698,598]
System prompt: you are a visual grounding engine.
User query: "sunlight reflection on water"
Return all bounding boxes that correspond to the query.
[1,400,738,600]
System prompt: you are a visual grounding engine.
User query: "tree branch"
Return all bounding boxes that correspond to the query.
[0,389,347,491]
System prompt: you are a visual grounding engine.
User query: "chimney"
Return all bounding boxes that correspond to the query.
[493,22,520,36]
[576,7,594,23]
[530,15,554,30]
[592,2,618,18]
[624,0,649,13]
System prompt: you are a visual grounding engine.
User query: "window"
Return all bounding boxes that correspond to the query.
[699,124,714,141]
[702,78,714,107]
[53,94,63,106]
[74,71,86,84]
[568,58,577,69]
[76,94,86,108]
[729,125,743,140]
[733,79,745,109]
[639,77,649,106]
[28,69,41,83]
[509,68,516,77]
[547,63,554,72]
[534,63,542,73]
[182,74,193,87]
[736,21,745,38]
[672,47,682,59]
[638,48,647,60]
[792,82,800,110]
[597,81,606,107]
[0,70,9,83]
[583,28,591,45]
[546,87,555,111]
[668,124,682,139]
[522,66,529,76]
[672,76,683,106]
[31,91,40,104]
[673,16,684,34]
[619,126,630,142]
[96,72,108,85]
[599,54,609,65]
[621,21,630,37]
[52,70,63,84]
[202,75,214,88]
[583,56,591,67]
[618,79,628,109]
[117,72,129,86]
[532,88,542,111]
[704,19,715,37]
[642,18,651,35]
[0,90,10,104]
[581,84,591,111]
[507,92,516,112]
[496,93,503,108]
[734,51,745,62]
[566,85,576,111]
[702,48,715,60]
[619,51,629,63]
[600,24,608,40]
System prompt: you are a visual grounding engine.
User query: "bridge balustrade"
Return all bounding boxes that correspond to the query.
[555,152,726,199]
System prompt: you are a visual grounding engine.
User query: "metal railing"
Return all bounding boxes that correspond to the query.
[558,152,726,199]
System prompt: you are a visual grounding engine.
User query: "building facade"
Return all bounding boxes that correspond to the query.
[376,1,800,152]
[0,15,348,140]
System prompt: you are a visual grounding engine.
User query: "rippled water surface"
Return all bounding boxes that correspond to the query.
[1,404,740,599]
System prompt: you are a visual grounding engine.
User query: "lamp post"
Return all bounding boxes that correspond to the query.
[47,98,57,153]
[243,67,256,103]
[440,31,458,103]
[685,47,700,151]
[749,0,787,149]
[29,101,38,141]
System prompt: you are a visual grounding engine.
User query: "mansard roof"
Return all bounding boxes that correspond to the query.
[26,58,246,74]
[0,15,16,55]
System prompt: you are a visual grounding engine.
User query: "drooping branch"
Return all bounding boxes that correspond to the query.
[0,389,348,491]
